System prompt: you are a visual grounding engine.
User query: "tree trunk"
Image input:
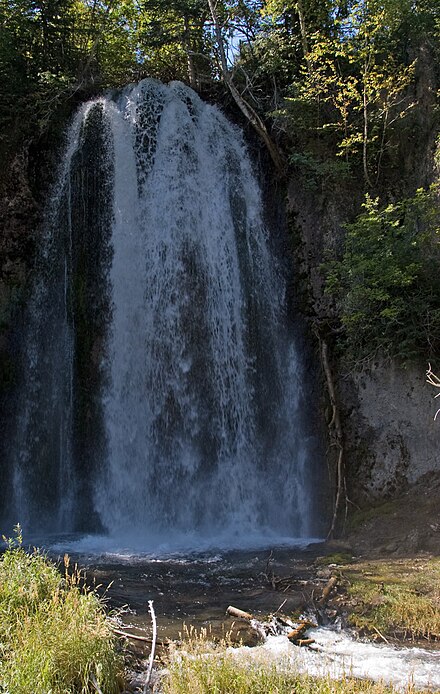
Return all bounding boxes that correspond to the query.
[184,15,197,88]
[320,337,345,538]
[362,77,373,187]
[207,0,286,175]
[296,0,312,76]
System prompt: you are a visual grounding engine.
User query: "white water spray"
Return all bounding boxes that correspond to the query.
[7,80,320,548]
[95,80,314,547]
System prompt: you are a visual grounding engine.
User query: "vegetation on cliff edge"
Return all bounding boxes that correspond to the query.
[325,185,440,364]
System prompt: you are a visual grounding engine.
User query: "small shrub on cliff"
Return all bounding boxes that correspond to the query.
[0,527,123,693]
[326,186,440,364]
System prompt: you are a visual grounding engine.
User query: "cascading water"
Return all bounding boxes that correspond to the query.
[5,80,322,549]
[6,101,114,533]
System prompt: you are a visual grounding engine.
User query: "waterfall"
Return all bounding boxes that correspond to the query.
[5,80,321,549]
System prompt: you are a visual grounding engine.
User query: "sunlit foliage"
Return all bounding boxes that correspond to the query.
[325,186,440,363]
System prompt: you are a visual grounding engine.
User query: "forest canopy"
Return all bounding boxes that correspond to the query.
[1,0,439,365]
[2,0,439,175]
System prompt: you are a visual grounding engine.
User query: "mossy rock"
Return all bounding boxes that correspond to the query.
[315,552,355,566]
[347,500,399,531]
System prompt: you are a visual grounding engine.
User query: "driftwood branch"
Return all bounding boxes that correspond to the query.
[426,363,440,421]
[226,605,315,646]
[273,599,288,615]
[318,575,338,605]
[287,622,308,641]
[144,600,157,693]
[372,625,390,644]
[227,605,253,620]
[110,626,158,645]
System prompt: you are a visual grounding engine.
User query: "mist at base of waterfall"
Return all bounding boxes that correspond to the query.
[38,531,323,562]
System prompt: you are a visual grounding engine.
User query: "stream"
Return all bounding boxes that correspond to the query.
[44,537,440,692]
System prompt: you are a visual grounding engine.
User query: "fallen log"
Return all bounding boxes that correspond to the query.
[319,576,338,605]
[111,626,166,647]
[227,606,253,620]
[287,623,308,641]
[226,605,316,649]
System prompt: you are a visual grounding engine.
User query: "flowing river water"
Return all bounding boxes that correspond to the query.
[44,539,440,692]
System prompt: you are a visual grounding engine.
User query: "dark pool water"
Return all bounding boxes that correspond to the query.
[40,536,325,642]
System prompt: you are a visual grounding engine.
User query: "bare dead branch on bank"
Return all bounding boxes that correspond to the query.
[426,363,440,420]
[318,335,346,539]
[144,600,157,693]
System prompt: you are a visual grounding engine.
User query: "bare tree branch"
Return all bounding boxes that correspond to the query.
[426,363,440,421]
[144,600,157,693]
[207,0,286,175]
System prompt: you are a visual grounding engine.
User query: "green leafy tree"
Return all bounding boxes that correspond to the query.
[266,1,418,185]
[0,0,81,159]
[235,0,440,190]
[134,0,211,85]
[326,186,440,363]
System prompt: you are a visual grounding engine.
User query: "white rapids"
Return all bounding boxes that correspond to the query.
[228,629,440,691]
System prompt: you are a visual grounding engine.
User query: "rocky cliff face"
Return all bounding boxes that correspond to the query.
[0,151,39,308]
[0,149,40,389]
[340,361,440,504]
[1,88,439,523]
[287,146,440,511]
[0,147,42,515]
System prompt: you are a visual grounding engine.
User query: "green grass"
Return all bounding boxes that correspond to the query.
[344,558,440,641]
[162,628,423,694]
[0,528,124,693]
